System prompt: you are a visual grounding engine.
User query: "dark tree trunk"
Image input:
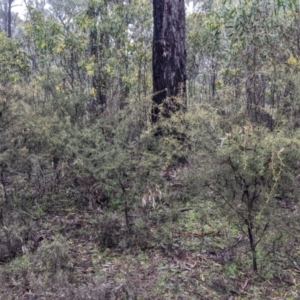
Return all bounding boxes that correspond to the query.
[152,0,186,123]
[7,0,13,38]
[3,1,8,34]
[246,73,273,130]
[245,39,273,130]
[115,0,130,110]
[87,0,107,112]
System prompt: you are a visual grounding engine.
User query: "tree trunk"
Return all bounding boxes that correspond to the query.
[87,0,107,112]
[152,0,186,123]
[7,0,13,38]
[2,1,8,34]
[115,0,130,110]
[245,37,273,130]
[246,73,273,130]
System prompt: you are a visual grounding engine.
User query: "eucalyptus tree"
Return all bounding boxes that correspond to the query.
[47,0,87,28]
[5,0,13,37]
[0,0,8,33]
[87,0,106,111]
[0,0,21,37]
[152,0,186,122]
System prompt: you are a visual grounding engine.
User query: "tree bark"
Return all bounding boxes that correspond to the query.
[152,0,186,123]
[7,0,13,38]
[87,0,107,112]
[246,73,273,130]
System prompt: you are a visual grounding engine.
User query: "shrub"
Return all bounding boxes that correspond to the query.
[37,236,69,271]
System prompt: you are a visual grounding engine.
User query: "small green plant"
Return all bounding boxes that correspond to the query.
[37,236,69,271]
[96,212,122,249]
[226,262,237,276]
[2,255,30,278]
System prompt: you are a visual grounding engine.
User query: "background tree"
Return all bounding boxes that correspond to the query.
[0,0,21,37]
[87,0,108,112]
[152,0,186,122]
[7,0,13,37]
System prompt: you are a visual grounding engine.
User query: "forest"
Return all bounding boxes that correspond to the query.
[1,0,300,299]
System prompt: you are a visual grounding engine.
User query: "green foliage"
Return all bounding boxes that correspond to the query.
[25,8,62,54]
[37,236,69,271]
[0,34,30,85]
[2,0,300,298]
[198,118,300,272]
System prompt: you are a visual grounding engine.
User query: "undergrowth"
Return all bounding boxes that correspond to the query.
[1,84,300,299]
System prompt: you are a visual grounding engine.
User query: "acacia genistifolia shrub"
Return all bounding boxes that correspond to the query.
[147,100,300,275]
[0,85,41,259]
[196,113,300,274]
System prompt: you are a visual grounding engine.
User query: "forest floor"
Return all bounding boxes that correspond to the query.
[0,199,300,300]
